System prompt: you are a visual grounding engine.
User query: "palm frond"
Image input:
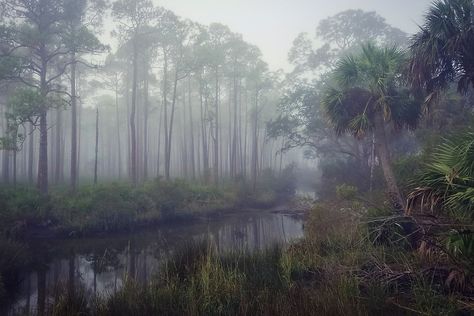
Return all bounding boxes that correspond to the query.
[408,132,474,216]
[409,0,474,94]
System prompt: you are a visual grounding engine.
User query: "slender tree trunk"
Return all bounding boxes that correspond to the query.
[130,38,138,184]
[37,111,48,194]
[163,51,170,180]
[182,85,188,178]
[115,83,122,179]
[214,67,219,184]
[232,73,238,178]
[199,77,209,182]
[2,150,9,184]
[70,54,77,191]
[157,101,163,177]
[77,77,82,180]
[13,149,17,186]
[28,123,34,184]
[143,73,149,180]
[188,77,195,180]
[166,65,179,180]
[243,89,248,178]
[94,108,99,185]
[55,106,62,184]
[37,62,48,194]
[251,89,259,190]
[374,113,404,211]
[125,72,131,178]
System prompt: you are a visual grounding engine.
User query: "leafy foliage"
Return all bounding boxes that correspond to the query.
[409,0,474,95]
[322,43,421,137]
[408,132,474,217]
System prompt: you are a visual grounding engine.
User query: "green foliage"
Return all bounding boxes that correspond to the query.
[412,279,460,316]
[322,43,421,138]
[0,187,49,233]
[0,88,43,151]
[336,184,358,200]
[0,178,289,238]
[50,183,159,233]
[409,132,474,217]
[446,230,474,271]
[143,179,230,218]
[409,0,474,95]
[393,155,423,191]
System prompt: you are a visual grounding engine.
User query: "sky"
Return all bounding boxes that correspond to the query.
[155,0,433,71]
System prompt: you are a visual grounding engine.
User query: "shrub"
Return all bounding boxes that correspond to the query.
[50,183,159,233]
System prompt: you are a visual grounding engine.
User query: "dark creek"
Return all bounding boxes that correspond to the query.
[4,210,304,315]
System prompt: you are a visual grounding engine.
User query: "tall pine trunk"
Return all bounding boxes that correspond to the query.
[188,77,195,180]
[214,68,219,184]
[130,38,138,184]
[163,51,170,180]
[143,74,149,180]
[28,123,34,184]
[115,82,122,179]
[166,65,179,180]
[251,89,259,190]
[94,108,99,185]
[55,106,62,184]
[70,55,78,191]
[37,56,48,194]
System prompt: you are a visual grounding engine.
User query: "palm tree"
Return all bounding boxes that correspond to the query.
[322,43,421,212]
[409,0,474,98]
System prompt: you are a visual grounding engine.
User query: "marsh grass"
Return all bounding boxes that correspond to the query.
[0,177,291,239]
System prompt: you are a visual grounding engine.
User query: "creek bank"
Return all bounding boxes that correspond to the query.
[4,195,296,241]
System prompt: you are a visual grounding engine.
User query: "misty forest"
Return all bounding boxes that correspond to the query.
[1,0,474,315]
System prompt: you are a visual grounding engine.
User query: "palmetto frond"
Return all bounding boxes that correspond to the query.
[409,0,474,95]
[322,87,374,137]
[322,43,420,136]
[334,55,360,89]
[408,132,474,216]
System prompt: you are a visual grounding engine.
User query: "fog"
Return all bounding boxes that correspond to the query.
[2,0,474,315]
[0,0,431,190]
[157,0,433,70]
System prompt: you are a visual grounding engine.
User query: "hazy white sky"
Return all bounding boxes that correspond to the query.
[155,0,433,71]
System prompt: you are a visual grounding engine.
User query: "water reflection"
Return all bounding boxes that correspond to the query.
[8,211,303,315]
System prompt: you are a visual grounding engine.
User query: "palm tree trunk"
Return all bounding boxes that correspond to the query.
[374,113,404,211]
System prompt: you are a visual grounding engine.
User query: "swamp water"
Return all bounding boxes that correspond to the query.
[6,210,304,315]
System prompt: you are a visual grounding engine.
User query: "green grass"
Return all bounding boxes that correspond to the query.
[0,176,292,239]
